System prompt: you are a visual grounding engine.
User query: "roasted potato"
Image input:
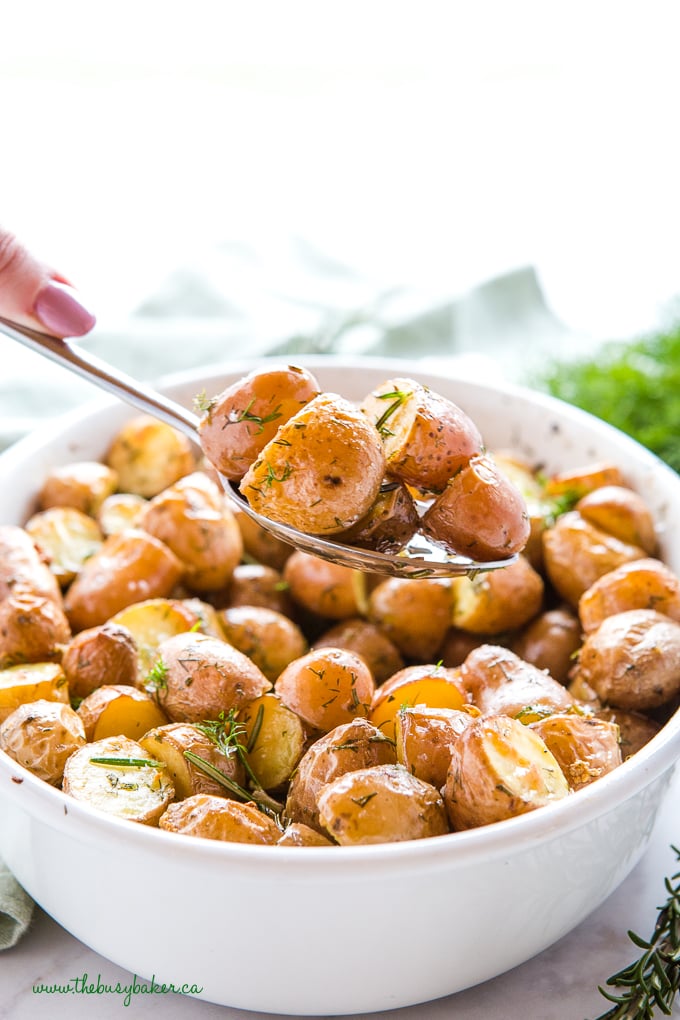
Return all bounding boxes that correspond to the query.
[138,471,243,591]
[0,525,62,603]
[0,662,69,723]
[218,607,307,682]
[277,822,334,847]
[542,461,626,500]
[239,393,386,535]
[231,508,292,571]
[460,644,575,721]
[511,607,582,685]
[530,713,622,790]
[105,415,196,498]
[490,451,551,571]
[339,480,419,553]
[444,715,569,829]
[312,618,404,685]
[275,647,374,733]
[61,622,139,699]
[570,609,680,711]
[198,364,320,480]
[139,721,245,799]
[38,461,118,515]
[0,591,71,667]
[97,492,148,536]
[77,684,169,741]
[238,692,307,789]
[0,699,86,784]
[542,511,647,606]
[439,628,497,669]
[283,552,367,620]
[318,763,449,845]
[63,734,174,824]
[369,663,469,742]
[109,597,203,678]
[149,631,271,722]
[360,377,482,493]
[64,529,184,632]
[218,563,293,615]
[24,507,103,586]
[367,577,452,661]
[595,707,661,758]
[578,558,680,634]
[576,485,658,555]
[396,705,477,790]
[159,794,281,844]
[450,555,544,635]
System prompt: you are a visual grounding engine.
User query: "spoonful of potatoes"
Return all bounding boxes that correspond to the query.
[0,316,528,578]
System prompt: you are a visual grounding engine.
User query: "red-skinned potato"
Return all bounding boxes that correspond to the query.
[38,461,118,515]
[460,644,575,722]
[576,485,657,555]
[218,606,308,682]
[61,622,139,699]
[396,705,478,790]
[275,647,374,733]
[0,525,62,604]
[530,713,622,790]
[367,577,452,661]
[339,480,419,553]
[369,663,469,742]
[0,591,71,668]
[578,558,680,634]
[159,794,282,844]
[312,618,404,685]
[511,607,582,685]
[283,552,367,621]
[542,462,626,500]
[450,555,544,636]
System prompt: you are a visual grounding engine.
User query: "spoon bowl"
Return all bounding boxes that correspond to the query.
[0,316,516,578]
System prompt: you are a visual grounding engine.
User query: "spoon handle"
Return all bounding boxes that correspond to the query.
[0,317,200,442]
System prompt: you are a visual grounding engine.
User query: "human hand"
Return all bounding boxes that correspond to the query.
[0,227,95,337]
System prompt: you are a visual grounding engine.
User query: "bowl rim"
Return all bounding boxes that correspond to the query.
[1,353,679,875]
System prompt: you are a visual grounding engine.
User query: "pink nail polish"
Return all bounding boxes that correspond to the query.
[33,281,96,337]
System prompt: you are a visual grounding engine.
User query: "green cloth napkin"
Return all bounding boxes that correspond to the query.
[0,859,34,949]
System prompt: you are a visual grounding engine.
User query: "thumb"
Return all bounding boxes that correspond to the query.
[0,228,96,338]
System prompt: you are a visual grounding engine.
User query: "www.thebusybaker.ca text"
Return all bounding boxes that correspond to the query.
[33,972,203,1008]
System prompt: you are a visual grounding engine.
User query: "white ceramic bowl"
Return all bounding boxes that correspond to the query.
[1,355,679,1016]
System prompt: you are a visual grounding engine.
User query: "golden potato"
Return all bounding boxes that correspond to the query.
[396,705,477,790]
[24,507,103,586]
[542,511,647,607]
[138,471,243,592]
[63,735,174,825]
[595,707,661,758]
[460,644,575,721]
[490,451,550,572]
[219,563,293,615]
[106,415,196,498]
[77,684,169,741]
[218,606,307,682]
[283,552,367,620]
[238,692,307,789]
[0,591,71,668]
[159,794,281,844]
[312,618,404,685]
[0,699,86,784]
[239,393,386,535]
[0,662,69,723]
[178,598,226,638]
[110,597,204,678]
[439,629,496,669]
[369,663,469,742]
[277,823,334,847]
[149,631,271,722]
[275,647,374,733]
[318,764,449,845]
[97,492,148,537]
[367,577,452,661]
[0,525,62,603]
[578,558,680,634]
[61,622,139,699]
[64,529,184,632]
[339,480,419,553]
[140,721,245,799]
[360,377,482,493]
[542,461,626,500]
[422,454,531,561]
[198,364,320,479]
[285,717,396,831]
[231,508,292,571]
[511,607,582,685]
[576,485,657,555]
[38,461,118,515]
[530,713,622,790]
[571,609,680,711]
[450,555,544,635]
[444,715,569,829]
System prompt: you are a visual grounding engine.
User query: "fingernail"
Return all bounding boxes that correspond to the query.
[33,281,96,337]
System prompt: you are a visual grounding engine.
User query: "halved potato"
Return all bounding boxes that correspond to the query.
[578,558,680,634]
[139,721,245,799]
[450,555,544,635]
[339,480,419,553]
[0,699,86,785]
[0,591,71,668]
[460,644,575,721]
[542,462,626,501]
[63,734,174,824]
[369,664,469,742]
[0,662,69,724]
[105,415,196,498]
[159,794,281,844]
[312,618,404,685]
[97,493,148,537]
[24,506,103,586]
[576,485,657,555]
[396,705,478,790]
[238,692,307,789]
[0,524,62,603]
[77,684,169,741]
[110,598,202,679]
[530,713,622,790]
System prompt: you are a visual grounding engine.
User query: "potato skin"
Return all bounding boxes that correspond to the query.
[218,606,308,682]
[105,416,196,498]
[0,591,71,668]
[511,607,582,685]
[64,529,184,632]
[312,618,405,685]
[396,705,476,791]
[460,644,575,721]
[231,509,292,572]
[151,632,272,722]
[0,699,86,785]
[543,462,626,500]
[0,525,62,604]
[361,377,482,493]
[159,794,281,844]
[576,485,658,555]
[283,552,366,621]
[595,707,661,758]
[239,393,386,535]
[367,577,452,661]
[444,715,569,829]
[38,461,118,515]
[140,721,245,799]
[77,684,169,741]
[277,822,334,847]
[451,555,544,636]
[285,718,396,831]
[317,763,449,845]
[24,506,103,587]
[422,454,530,561]
[218,563,293,615]
[339,481,419,553]
[578,558,680,634]
[275,647,374,734]
[571,609,680,711]
[530,713,622,790]
[369,664,469,742]
[198,365,320,480]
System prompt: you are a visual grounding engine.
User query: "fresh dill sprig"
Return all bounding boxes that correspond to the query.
[193,390,217,416]
[144,656,169,695]
[592,845,680,1019]
[230,399,283,435]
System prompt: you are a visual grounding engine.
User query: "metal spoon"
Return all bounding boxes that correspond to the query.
[0,316,517,578]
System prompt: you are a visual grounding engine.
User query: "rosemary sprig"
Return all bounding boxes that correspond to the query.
[592,845,680,1019]
[89,757,165,769]
[374,388,412,436]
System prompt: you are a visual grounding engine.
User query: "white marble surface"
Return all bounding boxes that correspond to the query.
[2,771,680,1020]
